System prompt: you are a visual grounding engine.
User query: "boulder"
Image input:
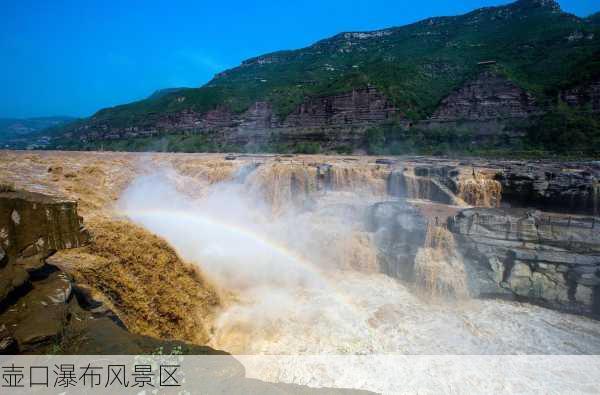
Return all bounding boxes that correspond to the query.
[0,264,29,304]
[0,189,91,352]
[0,190,89,271]
[0,190,89,311]
[0,264,72,351]
[449,207,600,315]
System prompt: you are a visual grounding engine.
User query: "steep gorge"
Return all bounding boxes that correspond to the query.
[1,151,600,392]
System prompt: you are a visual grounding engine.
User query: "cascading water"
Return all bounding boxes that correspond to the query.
[457,171,502,207]
[414,224,469,299]
[116,160,600,392]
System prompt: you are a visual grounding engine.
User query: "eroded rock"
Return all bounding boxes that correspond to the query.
[430,71,539,122]
[0,190,89,270]
[449,207,600,315]
[495,163,600,215]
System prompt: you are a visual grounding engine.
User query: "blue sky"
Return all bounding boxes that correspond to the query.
[1,0,598,118]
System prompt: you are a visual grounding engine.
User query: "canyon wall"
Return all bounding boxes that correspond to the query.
[449,208,600,316]
[417,70,541,141]
[74,87,397,149]
[77,73,600,151]
[429,71,539,121]
[282,87,397,127]
[0,189,89,352]
[66,71,550,149]
[0,189,88,303]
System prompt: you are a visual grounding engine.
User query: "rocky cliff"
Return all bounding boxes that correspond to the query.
[73,87,397,149]
[0,188,228,355]
[282,87,397,127]
[0,189,88,303]
[64,72,543,149]
[450,208,600,316]
[430,71,539,122]
[413,70,542,142]
[0,189,90,352]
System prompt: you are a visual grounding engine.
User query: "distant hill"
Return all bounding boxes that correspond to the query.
[50,0,600,156]
[0,117,75,149]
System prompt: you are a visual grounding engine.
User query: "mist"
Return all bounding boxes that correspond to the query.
[117,163,378,353]
[116,161,600,356]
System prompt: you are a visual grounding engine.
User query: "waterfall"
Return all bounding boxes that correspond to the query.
[414,223,469,299]
[244,162,318,213]
[457,172,502,207]
[387,168,459,205]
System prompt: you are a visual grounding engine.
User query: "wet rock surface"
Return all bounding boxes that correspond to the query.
[495,162,600,215]
[449,207,600,316]
[387,168,460,205]
[368,200,428,280]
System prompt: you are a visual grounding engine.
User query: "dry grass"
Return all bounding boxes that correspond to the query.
[0,151,493,345]
[57,219,221,344]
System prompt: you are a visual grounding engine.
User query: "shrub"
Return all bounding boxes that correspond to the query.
[293,142,322,154]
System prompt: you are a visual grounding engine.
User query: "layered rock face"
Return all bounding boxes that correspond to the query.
[430,71,539,121]
[67,71,557,149]
[450,208,600,315]
[282,87,396,127]
[0,190,90,352]
[73,72,542,148]
[0,190,88,302]
[495,163,600,215]
[76,87,397,148]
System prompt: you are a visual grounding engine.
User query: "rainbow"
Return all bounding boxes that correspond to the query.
[118,209,319,274]
[114,208,373,321]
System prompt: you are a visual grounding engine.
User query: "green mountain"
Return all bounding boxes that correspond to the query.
[54,0,600,156]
